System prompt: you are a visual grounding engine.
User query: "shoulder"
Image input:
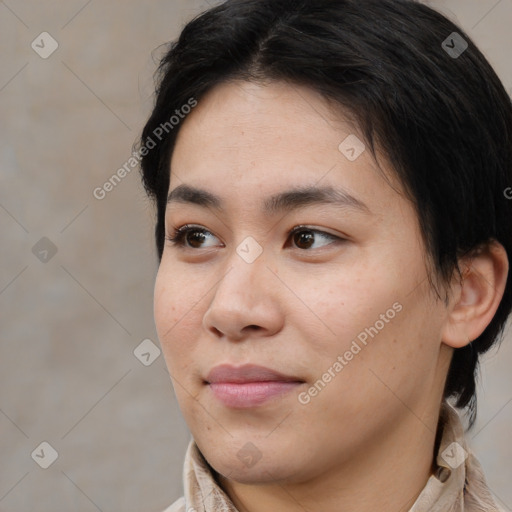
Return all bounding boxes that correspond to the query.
[160,496,186,512]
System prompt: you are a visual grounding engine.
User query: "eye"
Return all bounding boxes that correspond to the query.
[165,224,220,249]
[165,224,343,251]
[287,225,341,250]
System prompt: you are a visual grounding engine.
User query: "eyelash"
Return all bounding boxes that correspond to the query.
[165,224,342,251]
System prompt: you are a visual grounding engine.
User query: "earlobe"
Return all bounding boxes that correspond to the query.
[441,240,509,349]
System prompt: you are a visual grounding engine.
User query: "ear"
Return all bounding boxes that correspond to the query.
[442,240,509,349]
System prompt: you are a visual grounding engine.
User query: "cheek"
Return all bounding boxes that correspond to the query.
[296,264,436,384]
[153,265,202,369]
[294,269,394,346]
[153,269,178,339]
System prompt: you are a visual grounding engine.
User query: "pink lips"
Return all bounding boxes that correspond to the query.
[205,364,304,408]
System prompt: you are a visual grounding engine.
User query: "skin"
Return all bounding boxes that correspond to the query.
[153,80,508,512]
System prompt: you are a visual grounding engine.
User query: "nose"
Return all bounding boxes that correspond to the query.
[202,251,283,342]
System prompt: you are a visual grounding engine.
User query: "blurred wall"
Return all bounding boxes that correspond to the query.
[1,1,511,511]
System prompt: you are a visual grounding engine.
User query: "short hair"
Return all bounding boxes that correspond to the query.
[138,0,512,428]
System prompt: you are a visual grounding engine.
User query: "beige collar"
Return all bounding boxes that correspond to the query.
[409,400,503,512]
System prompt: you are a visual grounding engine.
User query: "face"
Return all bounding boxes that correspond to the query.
[154,80,452,485]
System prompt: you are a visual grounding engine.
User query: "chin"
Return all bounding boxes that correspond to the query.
[200,440,309,486]
[212,456,297,486]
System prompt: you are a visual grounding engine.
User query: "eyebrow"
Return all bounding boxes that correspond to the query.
[166,183,372,215]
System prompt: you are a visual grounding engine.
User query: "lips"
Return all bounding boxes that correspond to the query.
[205,363,304,384]
[205,364,305,408]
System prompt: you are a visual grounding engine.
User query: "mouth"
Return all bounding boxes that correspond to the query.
[204,363,305,408]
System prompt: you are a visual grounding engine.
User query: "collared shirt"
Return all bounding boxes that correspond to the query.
[162,401,505,512]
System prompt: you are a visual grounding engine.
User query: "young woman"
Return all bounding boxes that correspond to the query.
[138,1,511,510]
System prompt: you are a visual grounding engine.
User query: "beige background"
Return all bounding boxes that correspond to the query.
[1,1,511,511]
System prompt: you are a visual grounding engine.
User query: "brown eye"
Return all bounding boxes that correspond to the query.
[165,225,219,249]
[288,226,341,250]
[185,230,208,248]
[293,230,315,249]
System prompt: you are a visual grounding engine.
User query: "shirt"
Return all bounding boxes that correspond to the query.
[162,401,505,512]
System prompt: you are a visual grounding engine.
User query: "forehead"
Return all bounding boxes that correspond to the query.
[169,80,403,216]
[173,80,356,156]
